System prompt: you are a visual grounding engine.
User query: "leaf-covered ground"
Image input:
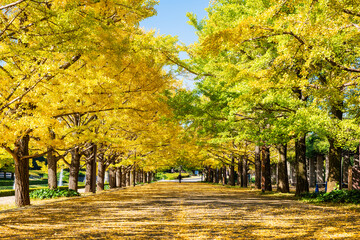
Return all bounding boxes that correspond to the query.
[0,183,359,239]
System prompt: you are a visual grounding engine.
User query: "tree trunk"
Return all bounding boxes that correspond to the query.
[212,169,216,183]
[261,146,272,191]
[47,147,57,190]
[205,167,209,182]
[215,168,219,183]
[130,168,134,186]
[122,167,127,186]
[109,168,116,189]
[97,160,106,191]
[242,156,248,188]
[295,135,309,195]
[255,145,261,189]
[126,169,131,186]
[68,147,81,191]
[230,156,235,186]
[116,167,122,188]
[277,144,289,193]
[316,155,325,184]
[327,101,343,191]
[132,166,136,186]
[328,138,342,191]
[85,144,97,193]
[238,158,243,186]
[308,156,316,188]
[14,135,31,207]
[222,166,227,185]
[209,168,213,183]
[343,151,350,186]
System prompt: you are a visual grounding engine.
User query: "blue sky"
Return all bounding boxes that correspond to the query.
[140,0,210,46]
[140,1,210,88]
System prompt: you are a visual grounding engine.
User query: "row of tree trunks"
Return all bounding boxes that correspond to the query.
[7,133,156,207]
[236,156,248,187]
[202,143,308,195]
[107,165,154,189]
[204,162,249,187]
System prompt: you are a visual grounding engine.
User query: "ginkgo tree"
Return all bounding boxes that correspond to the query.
[169,0,360,195]
[0,0,182,207]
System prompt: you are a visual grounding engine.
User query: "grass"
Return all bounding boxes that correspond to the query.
[158,172,191,180]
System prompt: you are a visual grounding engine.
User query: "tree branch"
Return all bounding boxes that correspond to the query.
[343,9,360,17]
[53,107,146,118]
[21,149,51,160]
[326,58,360,73]
[0,0,26,10]
[0,3,28,38]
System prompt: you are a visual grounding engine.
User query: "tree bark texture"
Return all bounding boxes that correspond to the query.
[295,135,309,195]
[116,167,122,188]
[261,146,272,191]
[238,158,243,186]
[85,144,97,193]
[222,166,227,185]
[328,138,342,191]
[327,102,343,191]
[109,168,116,189]
[126,169,131,186]
[14,135,30,207]
[308,157,316,188]
[68,147,81,191]
[132,166,136,186]
[277,144,289,193]
[242,156,248,188]
[316,155,325,184]
[230,156,235,186]
[343,151,351,185]
[209,168,214,183]
[47,147,57,190]
[97,160,106,191]
[122,167,127,186]
[255,145,261,189]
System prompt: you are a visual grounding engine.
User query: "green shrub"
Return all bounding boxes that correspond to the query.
[0,189,15,197]
[301,189,360,204]
[156,172,168,180]
[30,188,80,199]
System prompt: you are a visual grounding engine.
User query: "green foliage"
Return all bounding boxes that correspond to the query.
[0,190,15,197]
[301,190,360,204]
[155,172,168,180]
[0,179,52,190]
[30,188,80,199]
[155,172,191,180]
[306,133,329,158]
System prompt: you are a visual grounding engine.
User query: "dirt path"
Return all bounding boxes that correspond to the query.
[0,183,359,239]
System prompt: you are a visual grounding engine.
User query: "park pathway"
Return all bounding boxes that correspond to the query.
[0,183,359,239]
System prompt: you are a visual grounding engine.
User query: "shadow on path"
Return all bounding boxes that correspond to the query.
[0,183,359,239]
